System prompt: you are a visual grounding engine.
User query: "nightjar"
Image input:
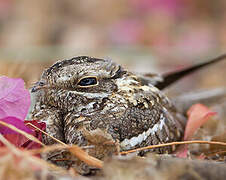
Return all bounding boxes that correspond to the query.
[31,56,186,154]
[30,54,226,172]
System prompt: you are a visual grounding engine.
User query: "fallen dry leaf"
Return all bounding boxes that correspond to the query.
[184,103,216,140]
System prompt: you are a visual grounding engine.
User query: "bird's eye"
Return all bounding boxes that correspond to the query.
[77,77,98,87]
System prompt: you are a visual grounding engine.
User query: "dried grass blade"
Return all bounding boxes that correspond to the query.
[27,123,104,168]
[26,122,67,146]
[69,146,103,169]
[0,133,70,176]
[29,144,66,155]
[0,133,21,155]
[0,121,44,146]
[120,140,226,155]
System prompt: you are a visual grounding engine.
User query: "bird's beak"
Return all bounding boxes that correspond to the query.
[31,81,46,93]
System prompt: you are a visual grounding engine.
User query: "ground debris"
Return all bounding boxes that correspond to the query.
[100,155,226,180]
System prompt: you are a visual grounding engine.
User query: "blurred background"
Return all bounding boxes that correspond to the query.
[0,0,226,93]
[1,0,226,157]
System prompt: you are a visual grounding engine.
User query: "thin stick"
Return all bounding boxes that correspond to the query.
[0,129,74,175]
[0,133,21,155]
[120,140,226,155]
[26,122,67,146]
[0,121,44,146]
[29,144,66,155]
[69,146,103,169]
[26,123,103,168]
[206,150,226,157]
[29,144,95,155]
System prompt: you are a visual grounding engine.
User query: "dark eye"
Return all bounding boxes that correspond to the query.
[77,77,98,87]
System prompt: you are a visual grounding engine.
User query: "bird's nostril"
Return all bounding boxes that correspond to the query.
[31,86,37,93]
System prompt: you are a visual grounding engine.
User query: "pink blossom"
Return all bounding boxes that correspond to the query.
[0,116,32,134]
[0,76,31,134]
[0,76,31,120]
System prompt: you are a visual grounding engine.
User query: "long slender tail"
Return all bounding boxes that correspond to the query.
[156,54,226,90]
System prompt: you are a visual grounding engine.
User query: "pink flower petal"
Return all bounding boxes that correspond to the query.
[184,104,217,140]
[0,116,32,134]
[0,76,31,120]
[0,134,29,148]
[0,119,46,150]
[24,120,46,149]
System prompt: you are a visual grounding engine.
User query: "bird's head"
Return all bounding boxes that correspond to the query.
[31,56,128,111]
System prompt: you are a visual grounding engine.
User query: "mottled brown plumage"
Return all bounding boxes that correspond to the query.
[31,56,186,173]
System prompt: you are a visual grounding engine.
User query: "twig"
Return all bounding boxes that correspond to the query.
[120,140,226,155]
[28,144,66,155]
[29,144,95,155]
[206,150,226,157]
[69,146,103,169]
[0,133,21,155]
[0,121,44,146]
[26,122,67,146]
[26,122,103,168]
